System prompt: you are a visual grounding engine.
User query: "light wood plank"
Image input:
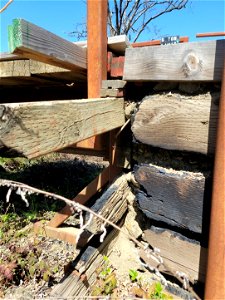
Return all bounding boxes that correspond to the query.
[123,40,225,81]
[8,19,87,72]
[142,226,207,283]
[74,35,131,55]
[0,98,124,158]
[134,163,208,233]
[0,59,86,86]
[132,93,219,154]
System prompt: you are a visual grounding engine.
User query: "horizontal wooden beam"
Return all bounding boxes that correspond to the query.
[132,36,189,48]
[196,32,225,38]
[0,59,86,85]
[142,226,207,283]
[132,93,219,154]
[0,98,124,158]
[8,19,87,72]
[123,40,225,81]
[134,164,207,233]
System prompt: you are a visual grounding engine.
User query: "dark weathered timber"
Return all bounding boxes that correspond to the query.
[142,226,207,283]
[78,174,130,245]
[123,40,225,81]
[51,228,119,298]
[134,164,207,233]
[132,92,220,154]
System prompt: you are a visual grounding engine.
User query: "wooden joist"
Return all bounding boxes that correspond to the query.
[8,19,87,72]
[0,98,124,158]
[132,93,219,155]
[123,40,225,81]
[141,226,207,283]
[134,164,207,233]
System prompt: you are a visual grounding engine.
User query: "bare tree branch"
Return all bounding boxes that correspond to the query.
[71,1,189,43]
[0,0,13,13]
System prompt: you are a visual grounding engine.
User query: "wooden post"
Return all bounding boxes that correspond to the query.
[204,59,225,299]
[87,0,107,98]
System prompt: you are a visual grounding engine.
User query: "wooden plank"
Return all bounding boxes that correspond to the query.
[132,93,219,154]
[51,227,119,298]
[8,19,87,72]
[134,164,207,233]
[0,59,86,86]
[74,35,130,55]
[123,40,225,81]
[196,32,225,38]
[0,98,124,158]
[132,36,189,48]
[142,226,207,283]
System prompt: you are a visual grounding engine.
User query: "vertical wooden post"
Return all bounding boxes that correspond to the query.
[87,0,108,98]
[204,60,225,299]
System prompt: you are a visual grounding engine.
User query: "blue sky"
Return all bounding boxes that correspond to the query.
[0,0,224,52]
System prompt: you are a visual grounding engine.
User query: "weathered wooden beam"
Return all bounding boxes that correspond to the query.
[8,19,87,72]
[134,164,208,233]
[123,40,225,81]
[141,226,207,283]
[0,59,86,85]
[132,93,219,154]
[50,228,120,298]
[0,98,124,158]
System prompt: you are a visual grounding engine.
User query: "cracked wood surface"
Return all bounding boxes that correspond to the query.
[132,93,220,154]
[134,164,207,233]
[0,98,124,158]
[123,40,225,81]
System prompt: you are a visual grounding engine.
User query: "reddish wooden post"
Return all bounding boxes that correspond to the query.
[204,59,225,299]
[87,0,107,98]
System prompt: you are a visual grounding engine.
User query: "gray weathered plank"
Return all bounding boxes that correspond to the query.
[142,226,207,283]
[134,164,206,233]
[132,93,219,154]
[0,98,124,158]
[8,19,87,72]
[123,40,225,81]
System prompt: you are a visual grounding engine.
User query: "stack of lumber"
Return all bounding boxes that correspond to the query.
[122,39,225,284]
[0,18,128,157]
[0,18,130,89]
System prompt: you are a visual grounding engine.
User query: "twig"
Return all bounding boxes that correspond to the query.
[0,0,13,13]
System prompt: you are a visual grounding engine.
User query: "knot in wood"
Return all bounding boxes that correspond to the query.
[182,52,203,78]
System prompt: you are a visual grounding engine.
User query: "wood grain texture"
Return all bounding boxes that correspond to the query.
[8,19,87,72]
[123,40,225,81]
[0,59,86,86]
[134,164,206,233]
[142,226,207,283]
[132,93,219,154]
[51,228,119,298]
[0,98,124,158]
